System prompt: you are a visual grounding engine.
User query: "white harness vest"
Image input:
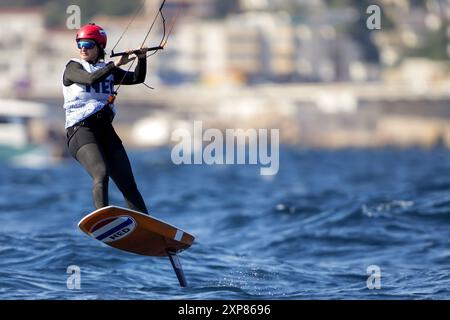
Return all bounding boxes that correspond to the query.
[62,59,116,128]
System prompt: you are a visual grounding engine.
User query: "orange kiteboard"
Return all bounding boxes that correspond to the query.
[78,206,195,287]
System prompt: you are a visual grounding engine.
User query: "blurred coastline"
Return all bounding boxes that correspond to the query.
[1,0,450,164]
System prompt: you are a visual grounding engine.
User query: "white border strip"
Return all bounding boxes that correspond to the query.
[174,230,184,242]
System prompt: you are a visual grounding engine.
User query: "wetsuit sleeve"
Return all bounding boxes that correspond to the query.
[112,57,147,85]
[63,61,115,86]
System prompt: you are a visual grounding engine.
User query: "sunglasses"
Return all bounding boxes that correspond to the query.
[77,41,96,50]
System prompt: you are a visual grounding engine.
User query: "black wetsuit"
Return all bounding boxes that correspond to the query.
[63,58,148,214]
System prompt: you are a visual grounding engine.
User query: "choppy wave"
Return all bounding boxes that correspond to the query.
[1,148,450,299]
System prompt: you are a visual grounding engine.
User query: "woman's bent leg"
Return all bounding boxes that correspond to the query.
[75,143,109,209]
[107,144,148,214]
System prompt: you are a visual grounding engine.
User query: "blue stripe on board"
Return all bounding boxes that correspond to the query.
[96,218,133,241]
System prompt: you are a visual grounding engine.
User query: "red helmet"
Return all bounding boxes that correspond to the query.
[76,23,107,49]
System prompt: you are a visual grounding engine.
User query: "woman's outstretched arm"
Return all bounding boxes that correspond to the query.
[63,61,115,86]
[112,56,147,85]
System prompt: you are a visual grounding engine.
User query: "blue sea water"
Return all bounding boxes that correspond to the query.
[0,147,449,299]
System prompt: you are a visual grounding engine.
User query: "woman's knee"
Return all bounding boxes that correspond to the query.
[92,164,109,186]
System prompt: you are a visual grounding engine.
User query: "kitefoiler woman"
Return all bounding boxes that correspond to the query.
[63,23,149,214]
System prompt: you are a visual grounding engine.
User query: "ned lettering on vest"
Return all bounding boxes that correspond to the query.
[85,77,114,95]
